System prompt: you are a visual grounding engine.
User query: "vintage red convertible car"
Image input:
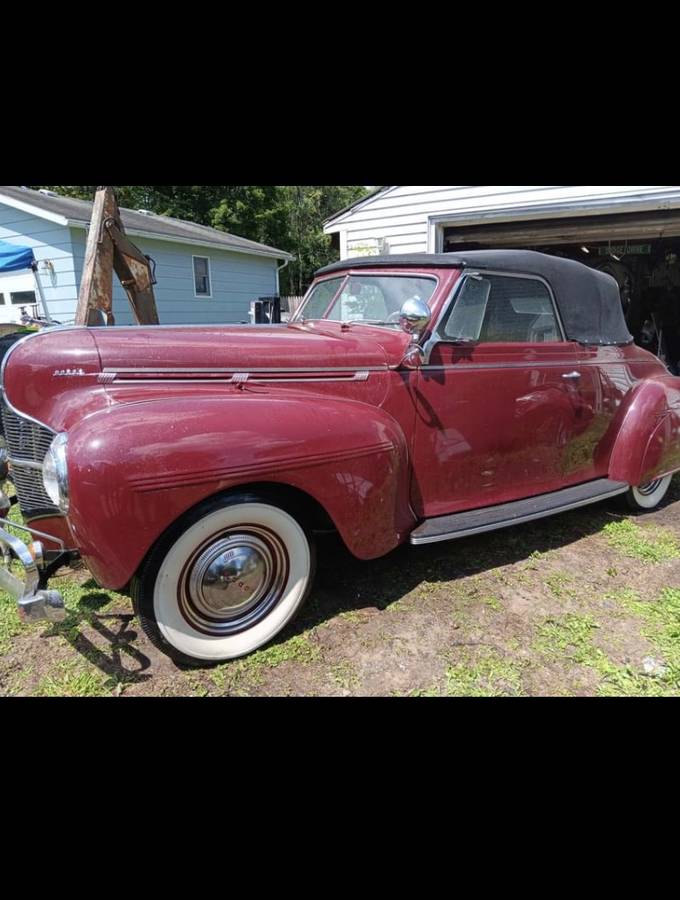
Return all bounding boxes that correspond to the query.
[1,250,679,665]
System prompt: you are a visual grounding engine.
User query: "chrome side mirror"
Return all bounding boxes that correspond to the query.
[399,298,432,341]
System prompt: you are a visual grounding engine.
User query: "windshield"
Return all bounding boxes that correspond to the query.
[295,274,437,326]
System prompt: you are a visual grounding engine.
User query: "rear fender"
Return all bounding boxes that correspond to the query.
[608,376,680,485]
[65,392,414,589]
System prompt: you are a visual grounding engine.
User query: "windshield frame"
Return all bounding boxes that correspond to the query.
[291,271,440,326]
[292,274,347,322]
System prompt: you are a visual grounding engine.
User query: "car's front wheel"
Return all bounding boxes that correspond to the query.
[131,493,315,666]
[625,475,673,511]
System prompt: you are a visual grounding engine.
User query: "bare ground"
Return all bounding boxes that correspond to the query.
[2,478,679,697]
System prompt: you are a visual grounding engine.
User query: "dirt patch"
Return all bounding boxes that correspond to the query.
[2,479,680,696]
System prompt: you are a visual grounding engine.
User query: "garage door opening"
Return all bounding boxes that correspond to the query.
[442,209,680,374]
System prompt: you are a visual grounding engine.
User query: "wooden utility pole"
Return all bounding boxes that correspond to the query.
[75,186,160,326]
[75,187,115,325]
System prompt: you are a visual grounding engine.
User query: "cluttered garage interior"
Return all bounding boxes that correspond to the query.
[442,209,680,373]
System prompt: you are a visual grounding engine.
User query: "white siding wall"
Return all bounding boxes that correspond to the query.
[70,230,279,325]
[326,186,680,259]
[0,205,78,321]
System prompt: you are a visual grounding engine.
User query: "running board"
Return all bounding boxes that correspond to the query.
[410,479,629,546]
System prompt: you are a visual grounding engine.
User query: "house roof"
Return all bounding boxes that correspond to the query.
[323,186,392,228]
[0,186,293,261]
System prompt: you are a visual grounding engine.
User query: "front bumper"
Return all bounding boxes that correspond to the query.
[0,492,66,622]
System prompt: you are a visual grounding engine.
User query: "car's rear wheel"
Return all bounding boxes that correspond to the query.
[131,492,315,666]
[625,475,672,511]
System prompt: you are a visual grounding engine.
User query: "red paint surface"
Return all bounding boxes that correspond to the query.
[3,264,680,590]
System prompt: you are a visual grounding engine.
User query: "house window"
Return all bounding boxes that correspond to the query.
[193,256,212,297]
[10,290,37,305]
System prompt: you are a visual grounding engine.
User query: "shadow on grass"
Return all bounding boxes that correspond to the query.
[41,586,152,686]
[272,489,680,651]
[49,478,676,674]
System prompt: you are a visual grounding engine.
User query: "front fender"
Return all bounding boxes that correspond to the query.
[607,376,680,485]
[66,392,414,588]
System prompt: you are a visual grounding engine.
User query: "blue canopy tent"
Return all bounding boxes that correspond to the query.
[0,239,53,323]
[0,241,35,273]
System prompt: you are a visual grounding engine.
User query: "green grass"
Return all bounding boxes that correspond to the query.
[483,596,503,612]
[445,647,526,697]
[34,661,120,697]
[533,612,642,695]
[522,550,547,573]
[0,486,50,655]
[338,610,365,624]
[407,685,441,697]
[3,471,680,697]
[0,481,133,691]
[603,520,680,563]
[534,613,601,662]
[0,593,26,656]
[0,486,59,656]
[330,660,360,691]
[210,633,321,692]
[608,587,680,692]
[533,597,680,696]
[545,571,577,599]
[239,633,320,669]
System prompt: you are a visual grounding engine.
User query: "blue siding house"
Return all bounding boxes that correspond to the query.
[0,186,293,325]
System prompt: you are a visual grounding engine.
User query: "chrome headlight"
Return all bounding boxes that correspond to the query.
[42,432,69,513]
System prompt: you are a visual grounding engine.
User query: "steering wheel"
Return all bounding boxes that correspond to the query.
[386,310,402,324]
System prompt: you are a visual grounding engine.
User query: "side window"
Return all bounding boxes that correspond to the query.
[443,276,491,341]
[480,276,560,343]
[443,274,561,343]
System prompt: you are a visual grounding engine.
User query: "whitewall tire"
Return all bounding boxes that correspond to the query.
[132,494,315,666]
[625,475,672,511]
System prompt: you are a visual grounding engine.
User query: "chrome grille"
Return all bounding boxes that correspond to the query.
[1,399,59,516]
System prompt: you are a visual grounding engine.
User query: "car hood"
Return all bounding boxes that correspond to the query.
[90,322,408,372]
[0,323,410,434]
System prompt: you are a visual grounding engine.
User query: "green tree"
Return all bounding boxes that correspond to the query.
[29,185,155,209]
[30,184,371,294]
[272,185,369,294]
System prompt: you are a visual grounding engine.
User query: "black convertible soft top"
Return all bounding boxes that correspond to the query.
[316,250,633,346]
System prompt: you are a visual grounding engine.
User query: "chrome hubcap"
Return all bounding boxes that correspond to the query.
[179,526,288,636]
[637,479,662,496]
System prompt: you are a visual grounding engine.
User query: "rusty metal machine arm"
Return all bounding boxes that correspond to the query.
[107,218,159,326]
[74,186,160,326]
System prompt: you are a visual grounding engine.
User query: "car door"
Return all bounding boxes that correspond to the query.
[410,270,597,519]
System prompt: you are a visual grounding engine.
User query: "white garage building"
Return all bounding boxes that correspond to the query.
[323,186,680,258]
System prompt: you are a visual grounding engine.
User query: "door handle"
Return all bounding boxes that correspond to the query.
[562,371,581,380]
